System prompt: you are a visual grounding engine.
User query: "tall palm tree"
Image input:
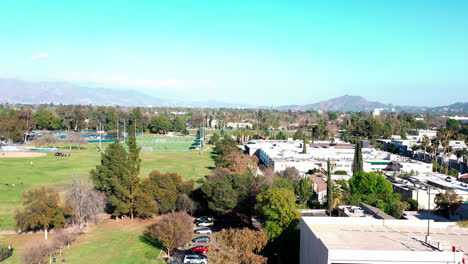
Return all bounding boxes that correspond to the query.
[440,130,453,174]
[431,138,439,163]
[422,135,430,162]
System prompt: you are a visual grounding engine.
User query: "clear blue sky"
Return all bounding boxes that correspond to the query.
[1,0,467,106]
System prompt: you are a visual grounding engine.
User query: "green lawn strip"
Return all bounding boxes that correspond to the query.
[64,224,164,264]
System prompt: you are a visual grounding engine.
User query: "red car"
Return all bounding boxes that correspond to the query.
[190,245,208,253]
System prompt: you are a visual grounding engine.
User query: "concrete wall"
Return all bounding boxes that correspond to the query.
[329,249,463,264]
[300,219,329,264]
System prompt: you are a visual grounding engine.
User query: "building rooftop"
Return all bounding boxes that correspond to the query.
[302,217,468,255]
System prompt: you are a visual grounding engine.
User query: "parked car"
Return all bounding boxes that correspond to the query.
[183,254,207,264]
[195,216,212,222]
[445,177,452,182]
[190,245,208,253]
[192,236,211,243]
[195,228,212,234]
[197,220,214,227]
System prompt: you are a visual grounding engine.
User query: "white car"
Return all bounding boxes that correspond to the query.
[184,254,207,264]
[197,220,214,227]
[195,228,212,234]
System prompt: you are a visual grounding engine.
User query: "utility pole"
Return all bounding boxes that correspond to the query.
[123,120,126,142]
[426,187,431,244]
[99,121,102,151]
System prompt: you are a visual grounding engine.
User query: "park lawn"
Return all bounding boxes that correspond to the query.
[0,218,164,264]
[0,141,214,230]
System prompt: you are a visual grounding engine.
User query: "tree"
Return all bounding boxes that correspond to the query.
[126,132,141,219]
[133,188,158,218]
[148,211,193,256]
[90,141,132,218]
[279,167,301,185]
[207,228,268,264]
[209,133,220,145]
[422,135,430,162]
[389,201,408,219]
[352,141,363,175]
[66,176,106,230]
[327,159,333,212]
[435,188,462,218]
[15,187,70,240]
[349,171,393,196]
[34,109,61,130]
[181,128,189,136]
[256,187,299,240]
[201,173,253,215]
[173,116,186,132]
[405,198,418,211]
[294,178,314,204]
[141,170,194,214]
[446,119,460,130]
[223,152,259,175]
[214,136,240,167]
[21,239,50,264]
[129,107,143,133]
[176,194,196,215]
[149,115,172,134]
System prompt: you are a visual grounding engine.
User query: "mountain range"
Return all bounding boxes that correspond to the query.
[0,79,467,113]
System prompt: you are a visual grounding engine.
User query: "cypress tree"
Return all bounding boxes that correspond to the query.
[127,130,141,219]
[352,140,363,175]
[327,158,333,213]
[91,140,132,218]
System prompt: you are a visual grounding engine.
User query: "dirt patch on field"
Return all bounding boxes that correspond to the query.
[0,152,47,158]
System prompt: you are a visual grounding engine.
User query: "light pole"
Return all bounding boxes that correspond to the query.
[426,186,431,244]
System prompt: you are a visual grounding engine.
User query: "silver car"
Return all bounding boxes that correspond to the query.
[184,254,207,264]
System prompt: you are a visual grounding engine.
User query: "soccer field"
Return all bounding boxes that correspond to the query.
[137,134,197,152]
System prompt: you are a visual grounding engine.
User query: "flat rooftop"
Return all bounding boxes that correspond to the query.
[302,217,468,257]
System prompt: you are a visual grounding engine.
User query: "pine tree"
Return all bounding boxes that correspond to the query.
[327,159,333,213]
[91,140,132,218]
[126,131,141,219]
[352,140,363,175]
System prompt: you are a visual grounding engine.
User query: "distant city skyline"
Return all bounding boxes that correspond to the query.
[0,1,467,106]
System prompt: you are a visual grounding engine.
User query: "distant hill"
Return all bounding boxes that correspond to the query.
[276,95,388,111]
[0,79,168,106]
[0,79,258,108]
[276,95,468,114]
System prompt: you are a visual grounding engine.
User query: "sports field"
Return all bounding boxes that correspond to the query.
[137,134,197,152]
[0,135,214,230]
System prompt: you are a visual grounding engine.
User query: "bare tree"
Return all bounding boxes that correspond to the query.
[22,239,53,264]
[148,211,193,256]
[176,194,196,215]
[66,175,106,230]
[54,228,79,255]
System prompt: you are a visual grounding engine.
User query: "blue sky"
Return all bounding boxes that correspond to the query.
[1,0,467,106]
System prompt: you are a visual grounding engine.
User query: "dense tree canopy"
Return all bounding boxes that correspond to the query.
[140,170,194,214]
[201,173,253,214]
[256,187,299,240]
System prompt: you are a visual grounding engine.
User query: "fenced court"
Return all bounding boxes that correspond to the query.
[136,135,197,152]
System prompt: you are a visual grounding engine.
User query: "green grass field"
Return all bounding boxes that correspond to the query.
[137,134,197,152]
[0,135,214,230]
[0,219,164,264]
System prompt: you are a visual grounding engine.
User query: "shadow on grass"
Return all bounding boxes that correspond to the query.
[139,230,163,249]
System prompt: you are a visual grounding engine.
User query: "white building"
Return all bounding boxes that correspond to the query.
[246,140,432,176]
[226,122,252,129]
[300,216,467,264]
